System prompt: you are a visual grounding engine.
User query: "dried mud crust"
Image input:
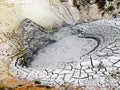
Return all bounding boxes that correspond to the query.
[10,18,120,90]
[44,41,120,88]
[10,39,120,89]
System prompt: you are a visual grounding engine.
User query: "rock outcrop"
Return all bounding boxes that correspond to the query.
[23,18,56,55]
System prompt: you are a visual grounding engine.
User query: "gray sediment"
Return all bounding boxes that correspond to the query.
[10,17,120,89]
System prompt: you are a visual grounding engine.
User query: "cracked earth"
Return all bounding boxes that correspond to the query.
[10,18,120,89]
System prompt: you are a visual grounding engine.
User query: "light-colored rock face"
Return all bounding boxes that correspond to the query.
[2,0,80,28]
[0,0,60,30]
[21,0,62,28]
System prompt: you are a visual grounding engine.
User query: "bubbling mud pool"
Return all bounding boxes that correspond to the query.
[30,35,97,70]
[10,18,120,89]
